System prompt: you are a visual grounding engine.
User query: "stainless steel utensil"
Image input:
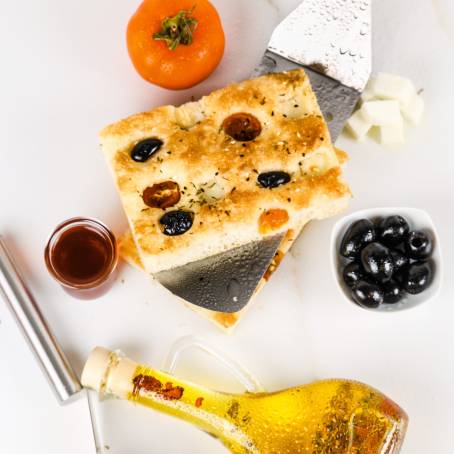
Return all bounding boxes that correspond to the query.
[0,236,81,403]
[155,0,372,314]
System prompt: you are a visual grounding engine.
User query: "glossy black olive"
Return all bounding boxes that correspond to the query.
[390,249,409,274]
[257,171,291,189]
[393,265,409,285]
[379,215,410,246]
[351,280,384,309]
[402,261,434,295]
[382,280,404,304]
[405,230,433,260]
[340,219,376,259]
[343,262,364,288]
[131,138,163,163]
[361,242,394,282]
[159,210,194,236]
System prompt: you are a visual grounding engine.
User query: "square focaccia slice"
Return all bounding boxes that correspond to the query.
[100,70,351,275]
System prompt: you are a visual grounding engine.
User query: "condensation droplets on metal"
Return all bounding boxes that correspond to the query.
[268,0,371,91]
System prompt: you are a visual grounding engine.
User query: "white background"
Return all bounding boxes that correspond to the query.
[1,0,453,453]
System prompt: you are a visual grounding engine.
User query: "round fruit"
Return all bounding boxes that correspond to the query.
[351,281,384,309]
[340,219,376,259]
[405,230,433,260]
[379,215,410,246]
[402,261,434,295]
[160,210,194,236]
[127,0,225,90]
[382,280,404,304]
[343,262,364,288]
[361,242,394,282]
[390,249,409,274]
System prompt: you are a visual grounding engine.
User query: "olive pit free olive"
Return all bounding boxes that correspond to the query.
[222,113,262,142]
[160,210,194,236]
[131,138,163,163]
[257,171,291,189]
[142,181,181,209]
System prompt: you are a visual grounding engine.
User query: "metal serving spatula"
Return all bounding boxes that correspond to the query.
[155,0,371,313]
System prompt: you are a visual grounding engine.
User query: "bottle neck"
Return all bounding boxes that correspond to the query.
[121,363,252,450]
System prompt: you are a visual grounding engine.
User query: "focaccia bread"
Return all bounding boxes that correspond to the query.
[101,70,350,274]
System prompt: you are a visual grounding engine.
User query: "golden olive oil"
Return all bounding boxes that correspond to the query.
[83,348,407,454]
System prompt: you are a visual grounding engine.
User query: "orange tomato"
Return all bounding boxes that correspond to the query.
[127,0,225,90]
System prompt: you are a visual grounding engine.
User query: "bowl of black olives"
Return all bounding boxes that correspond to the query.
[331,208,443,311]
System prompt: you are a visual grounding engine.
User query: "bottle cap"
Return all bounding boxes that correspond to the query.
[81,347,112,392]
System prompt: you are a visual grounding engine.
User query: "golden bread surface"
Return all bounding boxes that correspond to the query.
[101,70,350,274]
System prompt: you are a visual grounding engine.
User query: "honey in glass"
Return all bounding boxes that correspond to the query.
[45,218,118,299]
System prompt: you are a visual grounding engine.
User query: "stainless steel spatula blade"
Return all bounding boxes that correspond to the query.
[156,235,283,313]
[155,0,371,313]
[254,0,372,140]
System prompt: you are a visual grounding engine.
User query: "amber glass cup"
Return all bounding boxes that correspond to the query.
[45,218,118,299]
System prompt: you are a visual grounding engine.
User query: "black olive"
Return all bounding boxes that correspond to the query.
[343,262,364,288]
[402,261,434,295]
[131,138,163,162]
[257,171,291,189]
[382,280,404,304]
[390,249,409,274]
[340,219,376,259]
[351,280,384,309]
[361,242,394,283]
[159,210,194,236]
[379,215,410,246]
[393,265,409,285]
[405,230,433,260]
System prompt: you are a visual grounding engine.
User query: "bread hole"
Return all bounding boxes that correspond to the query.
[222,113,262,142]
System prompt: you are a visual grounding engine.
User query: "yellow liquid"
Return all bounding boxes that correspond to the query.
[129,366,407,454]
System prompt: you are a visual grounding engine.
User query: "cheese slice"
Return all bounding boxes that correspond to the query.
[101,70,351,276]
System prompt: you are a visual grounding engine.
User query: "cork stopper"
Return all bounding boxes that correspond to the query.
[81,347,112,392]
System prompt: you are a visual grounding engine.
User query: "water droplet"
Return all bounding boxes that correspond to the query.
[227,278,240,301]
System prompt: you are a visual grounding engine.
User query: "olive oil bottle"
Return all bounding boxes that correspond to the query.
[82,347,407,454]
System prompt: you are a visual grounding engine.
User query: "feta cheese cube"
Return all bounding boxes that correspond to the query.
[373,73,416,107]
[379,121,405,147]
[401,93,425,125]
[361,100,403,126]
[345,109,371,141]
[361,77,377,103]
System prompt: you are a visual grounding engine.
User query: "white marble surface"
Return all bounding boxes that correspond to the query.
[1,0,454,453]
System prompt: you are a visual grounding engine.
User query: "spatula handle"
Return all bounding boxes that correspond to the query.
[0,236,81,403]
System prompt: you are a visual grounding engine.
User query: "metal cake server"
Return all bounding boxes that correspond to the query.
[155,0,371,313]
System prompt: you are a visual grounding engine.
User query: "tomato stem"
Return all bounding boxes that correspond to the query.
[153,7,198,51]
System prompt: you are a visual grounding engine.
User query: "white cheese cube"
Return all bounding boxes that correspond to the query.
[401,93,425,125]
[345,109,371,141]
[361,100,403,126]
[373,73,416,107]
[379,121,405,147]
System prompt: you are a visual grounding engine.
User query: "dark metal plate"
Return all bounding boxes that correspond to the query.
[155,234,284,313]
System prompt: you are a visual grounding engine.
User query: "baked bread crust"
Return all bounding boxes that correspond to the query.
[101,70,350,274]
